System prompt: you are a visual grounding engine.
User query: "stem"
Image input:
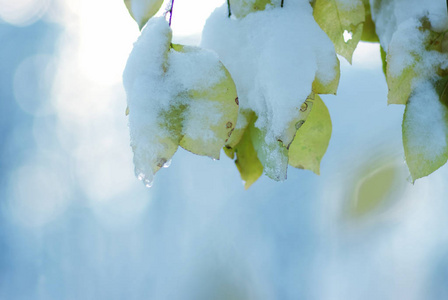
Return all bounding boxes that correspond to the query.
[281,0,284,7]
[227,0,231,17]
[169,0,175,26]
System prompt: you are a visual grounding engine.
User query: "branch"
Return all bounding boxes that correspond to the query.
[169,0,175,26]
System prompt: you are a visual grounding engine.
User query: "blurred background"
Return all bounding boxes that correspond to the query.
[1,0,448,299]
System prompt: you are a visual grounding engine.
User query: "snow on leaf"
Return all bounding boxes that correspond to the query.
[229,0,278,19]
[250,120,289,181]
[313,0,365,64]
[202,1,338,160]
[403,80,448,182]
[288,94,332,175]
[124,0,164,30]
[386,64,417,105]
[171,44,239,159]
[312,56,340,95]
[279,94,315,150]
[123,18,239,186]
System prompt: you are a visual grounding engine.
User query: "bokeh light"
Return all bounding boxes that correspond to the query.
[0,0,50,26]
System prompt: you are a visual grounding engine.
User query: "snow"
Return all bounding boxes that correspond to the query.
[371,0,448,162]
[229,0,282,18]
[370,0,448,51]
[387,18,448,78]
[201,0,338,145]
[385,18,424,77]
[123,17,234,184]
[404,81,448,161]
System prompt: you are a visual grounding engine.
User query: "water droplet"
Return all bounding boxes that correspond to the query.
[163,159,172,168]
[135,168,154,188]
[144,178,153,188]
[137,172,145,181]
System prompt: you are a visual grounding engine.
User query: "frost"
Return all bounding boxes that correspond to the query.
[201,0,338,144]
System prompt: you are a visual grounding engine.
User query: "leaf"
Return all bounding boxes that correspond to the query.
[313,0,365,63]
[229,0,274,19]
[170,44,239,160]
[229,117,264,189]
[349,160,403,217]
[123,20,240,186]
[288,94,332,175]
[360,0,379,43]
[380,45,387,78]
[402,79,448,182]
[386,19,448,105]
[312,57,340,95]
[225,108,252,149]
[124,0,164,30]
[386,64,417,105]
[250,119,289,181]
[278,94,315,149]
[224,111,263,188]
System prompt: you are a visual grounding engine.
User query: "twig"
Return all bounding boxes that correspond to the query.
[169,0,175,26]
[227,0,231,17]
[281,0,284,7]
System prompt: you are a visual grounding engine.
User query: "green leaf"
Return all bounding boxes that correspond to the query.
[313,0,365,63]
[170,44,239,160]
[386,20,448,105]
[278,94,315,149]
[132,104,183,186]
[403,79,448,182]
[250,119,289,181]
[349,160,403,217]
[380,45,387,78]
[360,0,379,43]
[124,0,164,30]
[225,108,251,149]
[288,94,332,175]
[229,0,275,19]
[230,117,264,189]
[386,63,417,105]
[312,57,341,95]
[127,34,239,185]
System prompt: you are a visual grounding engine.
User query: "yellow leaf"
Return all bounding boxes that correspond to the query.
[289,95,332,175]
